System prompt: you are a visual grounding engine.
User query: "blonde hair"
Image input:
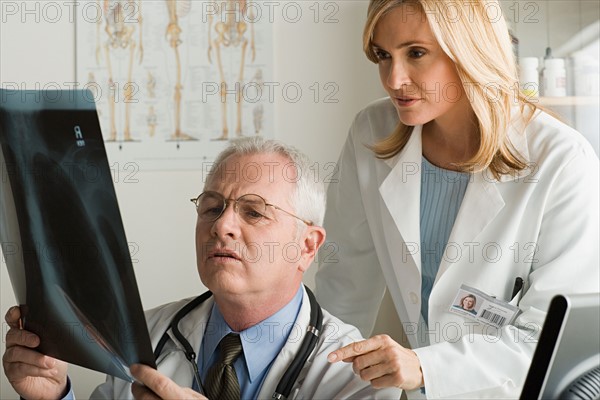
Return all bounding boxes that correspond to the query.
[364,0,540,179]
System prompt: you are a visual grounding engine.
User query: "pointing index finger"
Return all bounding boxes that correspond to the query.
[327,338,382,363]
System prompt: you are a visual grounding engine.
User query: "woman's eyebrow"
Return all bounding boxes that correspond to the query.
[371,40,434,50]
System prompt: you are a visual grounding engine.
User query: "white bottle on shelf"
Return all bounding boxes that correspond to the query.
[573,52,600,97]
[519,57,539,98]
[543,58,567,97]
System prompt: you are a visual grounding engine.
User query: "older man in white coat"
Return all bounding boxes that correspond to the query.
[3,138,401,400]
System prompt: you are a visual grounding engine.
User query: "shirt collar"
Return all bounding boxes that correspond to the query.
[203,287,304,382]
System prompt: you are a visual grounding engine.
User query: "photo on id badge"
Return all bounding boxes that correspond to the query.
[451,289,480,316]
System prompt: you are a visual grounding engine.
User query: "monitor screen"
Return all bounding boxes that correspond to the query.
[520,293,600,399]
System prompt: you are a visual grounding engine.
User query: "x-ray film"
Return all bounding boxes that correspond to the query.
[0,88,156,380]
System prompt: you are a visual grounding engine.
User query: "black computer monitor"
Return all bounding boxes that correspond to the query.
[520,293,600,399]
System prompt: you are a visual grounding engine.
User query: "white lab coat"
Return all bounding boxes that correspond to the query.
[90,286,401,399]
[316,98,600,399]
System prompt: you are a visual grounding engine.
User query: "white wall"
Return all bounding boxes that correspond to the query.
[0,1,383,398]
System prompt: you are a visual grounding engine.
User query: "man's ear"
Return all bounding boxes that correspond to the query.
[298,226,326,273]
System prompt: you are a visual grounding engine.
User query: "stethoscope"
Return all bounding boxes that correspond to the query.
[153,285,323,400]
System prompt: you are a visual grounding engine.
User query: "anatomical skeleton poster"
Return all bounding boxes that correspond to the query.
[75,0,273,170]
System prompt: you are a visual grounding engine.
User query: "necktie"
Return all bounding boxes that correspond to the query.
[205,333,243,400]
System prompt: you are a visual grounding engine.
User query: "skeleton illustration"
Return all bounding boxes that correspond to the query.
[96,0,143,142]
[146,71,156,98]
[208,0,256,140]
[253,104,263,135]
[165,0,195,140]
[147,106,158,137]
[250,69,265,135]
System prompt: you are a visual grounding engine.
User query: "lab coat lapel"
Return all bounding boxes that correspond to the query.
[435,119,530,279]
[435,167,506,280]
[379,126,423,274]
[378,128,424,329]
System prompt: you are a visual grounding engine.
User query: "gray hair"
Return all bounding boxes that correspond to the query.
[204,137,326,226]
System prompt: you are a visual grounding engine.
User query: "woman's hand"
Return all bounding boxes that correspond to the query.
[328,334,424,390]
[130,364,208,400]
[2,306,68,400]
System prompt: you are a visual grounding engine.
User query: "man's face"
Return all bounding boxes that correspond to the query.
[195,153,306,301]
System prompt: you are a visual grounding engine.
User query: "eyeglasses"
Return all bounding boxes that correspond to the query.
[190,191,313,226]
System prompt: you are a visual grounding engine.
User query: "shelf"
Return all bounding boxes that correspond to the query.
[536,96,600,106]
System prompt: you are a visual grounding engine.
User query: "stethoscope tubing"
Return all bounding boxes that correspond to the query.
[274,287,323,398]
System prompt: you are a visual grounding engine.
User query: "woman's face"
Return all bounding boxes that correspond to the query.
[462,297,475,310]
[372,4,471,129]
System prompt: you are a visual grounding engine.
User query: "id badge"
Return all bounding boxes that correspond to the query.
[449,284,521,328]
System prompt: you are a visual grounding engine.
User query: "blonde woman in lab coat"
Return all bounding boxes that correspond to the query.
[316,0,600,398]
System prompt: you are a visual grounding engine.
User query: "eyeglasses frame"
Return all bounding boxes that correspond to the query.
[190,191,313,226]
